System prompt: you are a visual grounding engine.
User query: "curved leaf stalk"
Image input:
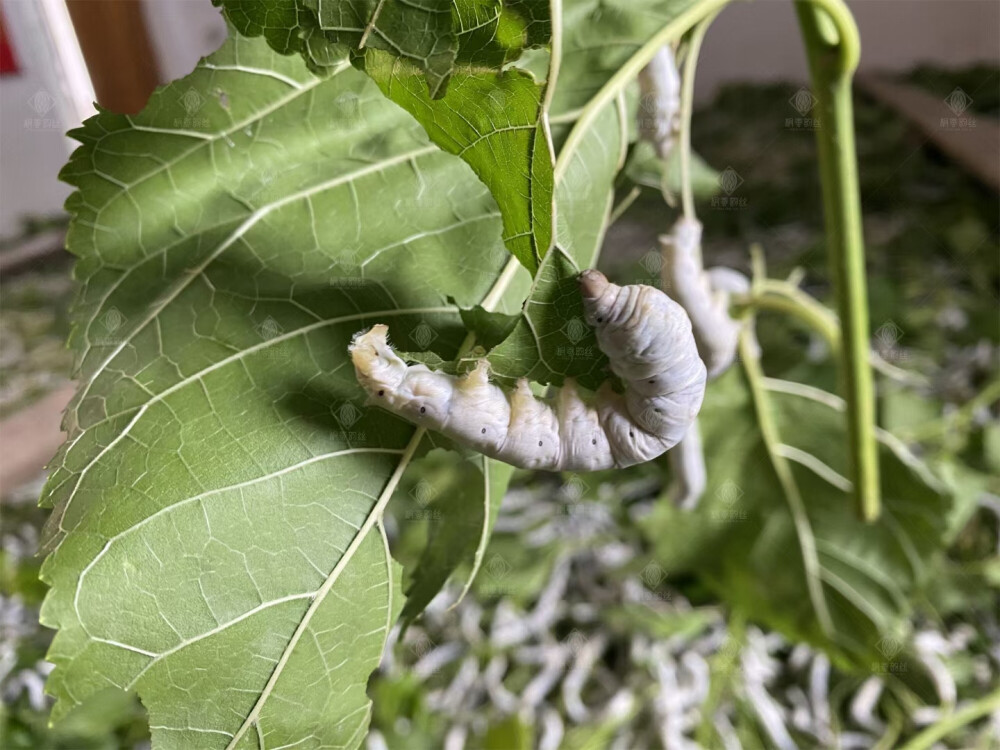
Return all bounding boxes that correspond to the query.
[734,278,927,388]
[872,701,904,750]
[738,313,835,637]
[795,0,880,521]
[733,278,842,354]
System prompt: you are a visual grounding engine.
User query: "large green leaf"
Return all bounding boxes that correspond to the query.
[215,0,453,82]
[640,368,951,670]
[554,0,703,111]
[216,0,555,273]
[39,32,535,747]
[219,0,550,88]
[364,53,554,273]
[306,0,458,95]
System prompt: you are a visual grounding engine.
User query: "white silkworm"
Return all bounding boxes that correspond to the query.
[665,419,706,511]
[349,270,706,471]
[660,216,749,509]
[637,46,682,159]
[660,216,747,379]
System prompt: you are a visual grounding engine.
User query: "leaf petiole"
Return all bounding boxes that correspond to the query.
[795,0,880,521]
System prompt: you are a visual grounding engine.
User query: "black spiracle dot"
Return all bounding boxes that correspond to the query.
[597,317,603,323]
[538,440,543,447]
[648,379,655,385]
[592,438,597,445]
[377,390,384,397]
[629,431,634,438]
[654,408,661,413]
[481,428,487,434]
[420,406,426,413]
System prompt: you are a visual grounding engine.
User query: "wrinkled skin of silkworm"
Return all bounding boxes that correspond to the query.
[637,46,681,159]
[660,216,748,378]
[349,270,707,472]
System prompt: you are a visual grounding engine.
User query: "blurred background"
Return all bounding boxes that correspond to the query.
[1,0,997,748]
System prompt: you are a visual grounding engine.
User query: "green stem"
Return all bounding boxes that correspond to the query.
[795,0,879,522]
[543,0,563,120]
[735,279,926,388]
[733,279,842,355]
[873,701,904,750]
[898,688,1000,750]
[739,321,834,636]
[678,10,720,219]
[609,185,642,225]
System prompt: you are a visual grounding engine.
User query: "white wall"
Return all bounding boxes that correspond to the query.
[140,0,227,82]
[0,0,94,237]
[0,69,74,237]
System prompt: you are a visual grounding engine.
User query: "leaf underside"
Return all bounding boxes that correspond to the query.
[217,0,556,273]
[40,33,529,747]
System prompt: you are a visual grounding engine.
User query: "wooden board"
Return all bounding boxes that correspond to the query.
[858,75,999,192]
[0,384,74,496]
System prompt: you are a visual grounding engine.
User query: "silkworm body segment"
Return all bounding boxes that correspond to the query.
[349,270,706,471]
[660,217,748,378]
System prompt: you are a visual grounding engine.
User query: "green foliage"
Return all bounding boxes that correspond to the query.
[488,101,625,388]
[40,1,718,743]
[364,55,553,272]
[542,0,703,120]
[216,0,555,272]
[641,367,951,670]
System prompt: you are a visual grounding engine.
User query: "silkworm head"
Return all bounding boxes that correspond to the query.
[349,324,407,395]
[579,269,617,328]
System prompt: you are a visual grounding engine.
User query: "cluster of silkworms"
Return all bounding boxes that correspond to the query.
[368,479,998,749]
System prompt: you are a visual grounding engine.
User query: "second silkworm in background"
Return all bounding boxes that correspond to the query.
[350,270,706,471]
[660,217,748,378]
